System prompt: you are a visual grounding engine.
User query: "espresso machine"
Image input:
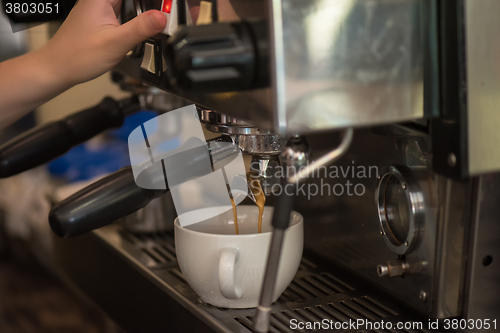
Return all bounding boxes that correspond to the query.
[0,0,499,332]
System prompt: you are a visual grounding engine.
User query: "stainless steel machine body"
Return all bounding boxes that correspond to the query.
[52,127,499,332]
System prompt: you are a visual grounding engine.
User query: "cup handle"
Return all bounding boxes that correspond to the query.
[219,248,242,299]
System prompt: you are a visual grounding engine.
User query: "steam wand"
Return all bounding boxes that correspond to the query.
[253,128,354,332]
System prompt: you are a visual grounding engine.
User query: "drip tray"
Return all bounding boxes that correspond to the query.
[54,226,436,333]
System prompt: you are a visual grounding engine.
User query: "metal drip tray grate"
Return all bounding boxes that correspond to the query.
[115,229,433,333]
[233,296,399,333]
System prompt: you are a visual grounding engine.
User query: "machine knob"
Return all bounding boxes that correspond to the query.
[165,19,269,92]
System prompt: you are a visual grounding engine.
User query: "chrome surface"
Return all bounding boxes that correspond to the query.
[375,165,424,255]
[115,0,426,134]
[466,0,500,176]
[123,0,145,58]
[199,109,285,154]
[57,224,439,333]
[207,135,239,167]
[288,129,353,184]
[200,109,270,135]
[377,260,410,278]
[249,155,281,196]
[207,135,260,203]
[112,76,189,111]
[115,76,159,94]
[254,228,285,333]
[255,130,352,331]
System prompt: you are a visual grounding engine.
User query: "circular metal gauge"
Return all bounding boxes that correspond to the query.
[376,165,424,255]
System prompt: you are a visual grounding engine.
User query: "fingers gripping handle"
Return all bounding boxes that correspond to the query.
[219,248,242,299]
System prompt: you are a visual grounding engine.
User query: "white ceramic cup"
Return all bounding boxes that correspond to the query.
[174,205,303,308]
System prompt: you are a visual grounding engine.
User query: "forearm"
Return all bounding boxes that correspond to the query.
[0,45,73,127]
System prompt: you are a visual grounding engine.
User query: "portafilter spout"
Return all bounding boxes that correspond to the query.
[199,108,285,202]
[253,128,354,333]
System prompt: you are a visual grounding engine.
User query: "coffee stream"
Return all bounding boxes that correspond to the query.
[229,173,266,235]
[249,173,266,234]
[230,196,239,235]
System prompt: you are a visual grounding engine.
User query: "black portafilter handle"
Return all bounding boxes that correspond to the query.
[0,96,141,178]
[49,166,169,238]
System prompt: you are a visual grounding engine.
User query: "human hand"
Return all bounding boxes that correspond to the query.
[38,0,167,87]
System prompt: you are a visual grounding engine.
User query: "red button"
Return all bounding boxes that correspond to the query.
[162,0,172,13]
